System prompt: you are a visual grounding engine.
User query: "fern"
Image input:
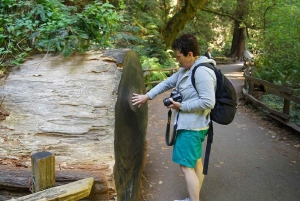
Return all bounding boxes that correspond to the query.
[0,0,121,70]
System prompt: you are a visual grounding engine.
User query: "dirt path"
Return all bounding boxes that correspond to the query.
[142,63,300,201]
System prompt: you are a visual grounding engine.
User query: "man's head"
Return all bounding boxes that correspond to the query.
[171,34,200,69]
[171,34,200,57]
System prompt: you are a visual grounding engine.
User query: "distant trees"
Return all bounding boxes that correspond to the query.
[162,0,207,48]
[229,0,248,60]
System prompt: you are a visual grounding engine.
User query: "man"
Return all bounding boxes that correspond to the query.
[132,34,216,201]
[204,47,213,59]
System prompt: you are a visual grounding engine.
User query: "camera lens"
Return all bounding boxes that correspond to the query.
[163,98,171,106]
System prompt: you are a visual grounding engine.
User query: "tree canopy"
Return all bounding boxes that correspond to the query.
[1,0,299,91]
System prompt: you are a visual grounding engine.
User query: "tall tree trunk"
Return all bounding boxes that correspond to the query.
[163,0,207,48]
[229,0,248,59]
[230,21,246,59]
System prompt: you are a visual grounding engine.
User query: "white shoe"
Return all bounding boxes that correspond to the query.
[174,198,190,201]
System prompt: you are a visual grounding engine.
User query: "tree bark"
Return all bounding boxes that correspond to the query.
[114,50,148,201]
[230,21,246,59]
[229,0,248,59]
[163,0,207,48]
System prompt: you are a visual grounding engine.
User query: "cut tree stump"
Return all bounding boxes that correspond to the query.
[114,50,148,201]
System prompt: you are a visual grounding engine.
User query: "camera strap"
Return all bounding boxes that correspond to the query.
[165,109,179,146]
[203,120,213,175]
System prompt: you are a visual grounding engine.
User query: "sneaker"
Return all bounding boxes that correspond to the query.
[174,198,190,201]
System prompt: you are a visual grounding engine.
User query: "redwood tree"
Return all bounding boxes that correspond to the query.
[229,0,248,59]
[163,0,207,48]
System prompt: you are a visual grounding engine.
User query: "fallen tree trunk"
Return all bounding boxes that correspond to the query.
[7,177,94,201]
[0,165,112,200]
[1,48,149,200]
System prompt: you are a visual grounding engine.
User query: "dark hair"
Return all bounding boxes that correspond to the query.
[171,34,200,56]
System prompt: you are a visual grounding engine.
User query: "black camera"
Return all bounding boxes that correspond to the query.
[163,89,182,106]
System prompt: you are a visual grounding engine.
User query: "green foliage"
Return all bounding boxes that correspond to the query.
[262,94,283,112]
[262,94,300,126]
[34,1,121,55]
[112,0,172,64]
[254,2,300,89]
[111,0,179,90]
[177,0,234,57]
[141,55,177,90]
[0,0,121,70]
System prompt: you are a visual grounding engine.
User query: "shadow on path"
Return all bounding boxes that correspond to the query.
[142,63,300,201]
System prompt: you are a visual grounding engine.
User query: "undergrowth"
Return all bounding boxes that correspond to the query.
[262,94,300,126]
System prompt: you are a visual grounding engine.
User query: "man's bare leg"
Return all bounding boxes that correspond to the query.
[195,159,205,192]
[181,166,200,201]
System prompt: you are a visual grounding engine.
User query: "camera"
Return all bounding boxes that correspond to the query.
[163,89,182,106]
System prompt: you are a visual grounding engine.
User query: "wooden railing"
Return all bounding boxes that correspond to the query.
[242,51,300,132]
[143,57,237,88]
[143,67,178,87]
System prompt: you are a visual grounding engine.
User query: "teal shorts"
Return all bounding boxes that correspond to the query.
[172,129,208,168]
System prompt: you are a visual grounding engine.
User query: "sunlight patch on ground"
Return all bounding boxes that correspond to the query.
[224,72,244,80]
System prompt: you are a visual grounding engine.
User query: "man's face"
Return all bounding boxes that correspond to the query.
[174,50,193,69]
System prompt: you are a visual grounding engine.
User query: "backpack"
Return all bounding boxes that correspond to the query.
[191,62,237,174]
[191,63,237,124]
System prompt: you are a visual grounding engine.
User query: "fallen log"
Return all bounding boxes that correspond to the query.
[7,177,94,201]
[0,165,113,200]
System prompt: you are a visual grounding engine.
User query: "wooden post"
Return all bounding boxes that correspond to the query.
[31,151,55,193]
[249,80,254,95]
[283,98,290,116]
[243,68,249,92]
